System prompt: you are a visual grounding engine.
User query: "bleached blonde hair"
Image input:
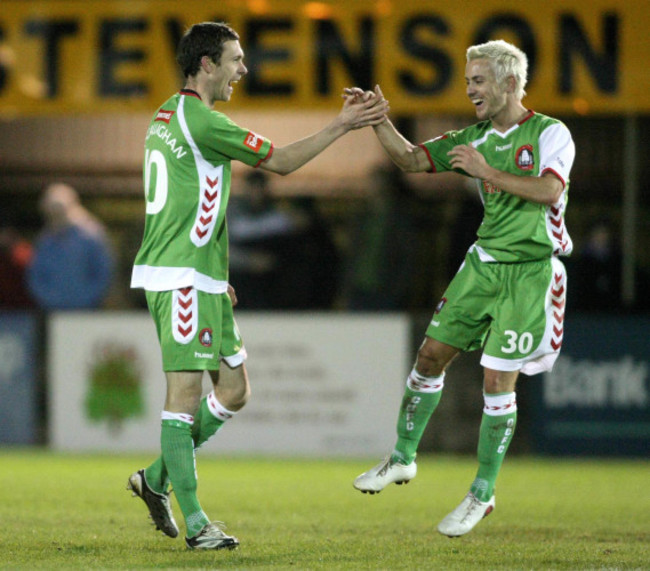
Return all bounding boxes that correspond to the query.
[466,39,528,100]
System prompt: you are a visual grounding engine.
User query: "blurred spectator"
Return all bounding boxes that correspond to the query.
[273,196,341,309]
[342,163,422,310]
[228,171,300,308]
[447,189,484,279]
[0,213,34,309]
[569,217,621,311]
[229,171,341,309]
[27,182,114,310]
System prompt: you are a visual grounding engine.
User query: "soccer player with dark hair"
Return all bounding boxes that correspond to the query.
[349,39,575,537]
[127,21,387,550]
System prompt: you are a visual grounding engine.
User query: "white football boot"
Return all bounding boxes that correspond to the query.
[127,469,179,538]
[353,456,417,494]
[186,521,239,550]
[437,492,495,537]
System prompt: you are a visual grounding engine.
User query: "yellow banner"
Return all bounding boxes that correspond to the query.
[0,0,647,116]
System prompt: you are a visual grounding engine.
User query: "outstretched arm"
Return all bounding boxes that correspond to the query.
[344,85,431,174]
[260,95,388,175]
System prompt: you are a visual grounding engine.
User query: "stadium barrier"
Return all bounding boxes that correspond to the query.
[46,311,409,456]
[1,311,648,456]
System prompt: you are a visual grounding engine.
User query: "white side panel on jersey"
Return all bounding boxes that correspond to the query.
[539,122,575,256]
[545,200,573,256]
[176,96,225,248]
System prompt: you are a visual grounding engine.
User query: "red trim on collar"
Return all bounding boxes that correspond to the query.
[180,89,202,100]
[518,109,535,125]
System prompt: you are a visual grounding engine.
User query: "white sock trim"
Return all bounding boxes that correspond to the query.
[161,410,194,424]
[407,369,445,393]
[207,391,236,422]
[483,392,517,416]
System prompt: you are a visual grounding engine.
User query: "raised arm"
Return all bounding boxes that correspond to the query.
[260,95,388,176]
[344,85,431,174]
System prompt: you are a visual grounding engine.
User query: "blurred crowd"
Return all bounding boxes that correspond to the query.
[1,175,647,313]
[1,182,114,310]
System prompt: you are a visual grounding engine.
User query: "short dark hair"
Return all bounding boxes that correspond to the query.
[176,22,239,78]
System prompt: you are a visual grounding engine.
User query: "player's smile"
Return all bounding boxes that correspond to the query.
[216,40,247,102]
[465,59,507,123]
[471,97,485,112]
[228,77,241,95]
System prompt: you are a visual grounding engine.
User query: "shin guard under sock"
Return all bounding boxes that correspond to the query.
[146,394,237,493]
[471,392,517,502]
[392,369,444,465]
[160,413,209,537]
[192,391,236,450]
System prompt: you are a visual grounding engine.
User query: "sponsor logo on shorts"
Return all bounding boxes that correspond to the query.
[244,131,263,151]
[199,328,213,347]
[430,320,440,327]
[194,351,214,359]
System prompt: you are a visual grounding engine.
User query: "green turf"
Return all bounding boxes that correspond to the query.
[0,450,647,569]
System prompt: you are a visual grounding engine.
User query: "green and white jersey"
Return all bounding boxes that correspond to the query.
[420,111,575,262]
[131,89,273,292]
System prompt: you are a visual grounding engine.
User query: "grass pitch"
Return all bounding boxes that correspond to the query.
[0,450,647,570]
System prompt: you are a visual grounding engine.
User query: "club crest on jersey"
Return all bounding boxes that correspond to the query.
[155,109,175,123]
[516,145,535,171]
[244,131,263,152]
[199,328,213,347]
[434,297,447,314]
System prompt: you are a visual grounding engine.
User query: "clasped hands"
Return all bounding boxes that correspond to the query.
[340,84,389,130]
[343,84,488,177]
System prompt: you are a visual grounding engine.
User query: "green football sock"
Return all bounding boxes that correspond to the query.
[161,417,209,537]
[391,370,444,465]
[192,392,234,450]
[144,457,169,494]
[471,392,517,502]
[146,394,235,494]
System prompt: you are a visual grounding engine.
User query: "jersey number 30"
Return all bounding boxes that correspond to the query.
[501,330,534,354]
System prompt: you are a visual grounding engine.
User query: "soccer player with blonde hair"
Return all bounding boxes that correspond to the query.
[349,39,575,537]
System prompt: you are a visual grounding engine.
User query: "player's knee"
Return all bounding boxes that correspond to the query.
[217,378,250,412]
[483,369,518,394]
[235,381,251,409]
[415,346,446,377]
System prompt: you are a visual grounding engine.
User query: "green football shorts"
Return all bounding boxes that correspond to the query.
[145,287,246,372]
[426,248,567,375]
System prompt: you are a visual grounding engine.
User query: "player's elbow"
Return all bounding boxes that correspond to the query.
[539,185,564,206]
[261,154,297,176]
[272,166,293,176]
[540,173,564,205]
[400,160,422,173]
[392,152,420,173]
[260,163,292,176]
[542,193,561,206]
